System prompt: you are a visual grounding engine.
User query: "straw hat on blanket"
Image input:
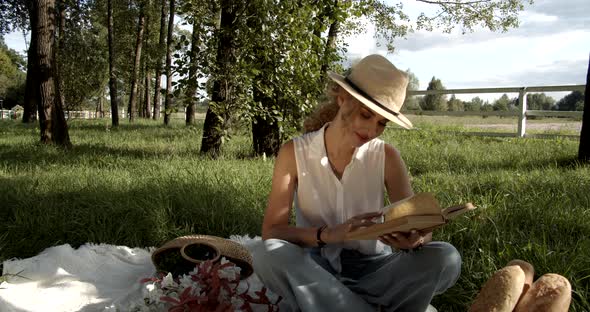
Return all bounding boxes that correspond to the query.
[152,235,253,279]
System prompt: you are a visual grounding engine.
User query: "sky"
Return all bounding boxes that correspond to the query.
[343,0,590,101]
[3,0,589,102]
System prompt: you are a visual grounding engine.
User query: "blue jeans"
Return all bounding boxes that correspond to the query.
[252,239,461,312]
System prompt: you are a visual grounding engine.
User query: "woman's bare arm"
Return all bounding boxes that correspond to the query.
[261,140,320,247]
[383,143,413,203]
[382,143,433,247]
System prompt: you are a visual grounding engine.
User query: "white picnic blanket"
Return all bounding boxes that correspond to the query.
[0,235,276,312]
[0,237,438,312]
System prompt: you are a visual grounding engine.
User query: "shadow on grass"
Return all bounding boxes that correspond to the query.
[408,153,587,178]
[0,175,264,262]
[0,121,212,168]
[0,142,203,167]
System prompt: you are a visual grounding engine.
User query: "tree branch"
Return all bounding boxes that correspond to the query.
[416,0,491,5]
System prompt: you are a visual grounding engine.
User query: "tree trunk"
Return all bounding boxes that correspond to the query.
[249,5,280,156]
[252,117,280,157]
[251,63,281,156]
[107,0,119,127]
[312,8,326,40]
[143,7,152,120]
[201,101,224,157]
[320,0,340,78]
[579,55,590,162]
[185,22,199,126]
[252,85,280,156]
[200,1,236,157]
[185,98,195,125]
[144,69,152,119]
[163,0,175,126]
[56,1,66,110]
[153,0,167,120]
[128,8,146,122]
[138,83,144,118]
[97,88,104,118]
[23,3,38,123]
[34,0,71,147]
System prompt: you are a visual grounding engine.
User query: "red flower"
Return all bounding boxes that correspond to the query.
[141,259,281,312]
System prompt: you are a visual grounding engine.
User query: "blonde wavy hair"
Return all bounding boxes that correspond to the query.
[303,83,343,133]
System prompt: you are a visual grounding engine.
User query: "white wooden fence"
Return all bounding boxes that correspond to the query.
[65,110,177,119]
[2,84,585,138]
[407,84,586,138]
[0,109,178,120]
[0,110,10,119]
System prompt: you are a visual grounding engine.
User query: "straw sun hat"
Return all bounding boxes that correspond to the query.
[328,54,413,129]
[152,235,253,279]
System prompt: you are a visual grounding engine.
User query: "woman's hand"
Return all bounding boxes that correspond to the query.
[379,229,432,251]
[323,212,383,244]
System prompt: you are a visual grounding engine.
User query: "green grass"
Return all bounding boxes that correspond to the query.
[407,114,582,136]
[0,117,589,311]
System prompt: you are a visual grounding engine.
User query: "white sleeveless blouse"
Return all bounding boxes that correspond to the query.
[293,123,387,272]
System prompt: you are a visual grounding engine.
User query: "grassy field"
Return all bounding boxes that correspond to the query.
[0,117,588,311]
[406,114,583,135]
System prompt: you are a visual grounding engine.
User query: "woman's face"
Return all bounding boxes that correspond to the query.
[336,91,389,147]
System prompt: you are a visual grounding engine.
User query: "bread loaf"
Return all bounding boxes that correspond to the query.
[469,265,526,312]
[507,259,535,304]
[514,273,571,312]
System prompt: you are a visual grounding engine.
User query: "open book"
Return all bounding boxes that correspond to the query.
[345,192,476,240]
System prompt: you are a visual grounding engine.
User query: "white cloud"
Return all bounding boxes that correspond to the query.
[341,0,590,101]
[520,11,558,24]
[344,19,378,58]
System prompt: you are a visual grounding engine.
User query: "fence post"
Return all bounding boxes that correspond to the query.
[517,87,527,137]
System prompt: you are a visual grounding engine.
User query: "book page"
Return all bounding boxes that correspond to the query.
[345,215,445,240]
[383,193,441,221]
[442,203,476,220]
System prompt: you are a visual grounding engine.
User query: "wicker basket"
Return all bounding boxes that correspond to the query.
[180,241,221,264]
[152,235,253,279]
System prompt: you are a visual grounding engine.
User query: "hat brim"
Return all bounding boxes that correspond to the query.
[328,71,413,129]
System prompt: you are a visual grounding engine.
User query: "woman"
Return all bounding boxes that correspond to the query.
[252,54,461,312]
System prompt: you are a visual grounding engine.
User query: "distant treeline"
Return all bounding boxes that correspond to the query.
[402,76,585,112]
